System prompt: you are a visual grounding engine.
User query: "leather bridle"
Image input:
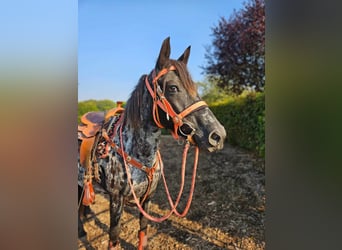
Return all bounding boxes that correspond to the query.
[145,65,208,141]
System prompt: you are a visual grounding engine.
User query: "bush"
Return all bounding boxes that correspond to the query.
[210,92,265,157]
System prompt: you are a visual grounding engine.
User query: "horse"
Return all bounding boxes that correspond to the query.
[78,37,226,249]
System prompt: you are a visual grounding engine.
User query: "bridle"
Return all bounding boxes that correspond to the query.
[145,65,208,142]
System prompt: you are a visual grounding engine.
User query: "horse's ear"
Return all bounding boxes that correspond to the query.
[156,37,171,70]
[178,46,191,65]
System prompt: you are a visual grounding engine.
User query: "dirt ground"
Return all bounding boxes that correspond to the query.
[78,135,265,250]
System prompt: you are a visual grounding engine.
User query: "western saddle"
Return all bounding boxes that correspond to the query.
[78,101,124,186]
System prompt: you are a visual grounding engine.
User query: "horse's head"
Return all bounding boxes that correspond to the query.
[146,37,226,152]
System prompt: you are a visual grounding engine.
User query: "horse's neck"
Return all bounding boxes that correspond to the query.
[115,74,161,168]
[116,120,161,168]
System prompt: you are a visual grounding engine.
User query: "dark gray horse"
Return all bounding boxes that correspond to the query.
[78,37,226,249]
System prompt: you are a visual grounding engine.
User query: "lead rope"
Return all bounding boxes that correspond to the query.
[119,120,199,222]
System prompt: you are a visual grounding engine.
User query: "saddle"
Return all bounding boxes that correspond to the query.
[78,111,105,138]
[78,102,124,205]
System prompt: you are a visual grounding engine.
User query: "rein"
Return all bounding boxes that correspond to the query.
[119,120,199,222]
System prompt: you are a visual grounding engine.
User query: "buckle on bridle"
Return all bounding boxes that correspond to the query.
[172,115,182,125]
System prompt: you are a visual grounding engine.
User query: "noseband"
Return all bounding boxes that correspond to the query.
[145,65,208,141]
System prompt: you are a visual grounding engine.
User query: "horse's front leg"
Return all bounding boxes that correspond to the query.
[108,192,124,250]
[138,197,150,250]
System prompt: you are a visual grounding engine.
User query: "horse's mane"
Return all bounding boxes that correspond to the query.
[124,75,149,129]
[124,60,197,129]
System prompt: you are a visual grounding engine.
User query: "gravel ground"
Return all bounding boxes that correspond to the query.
[78,135,265,250]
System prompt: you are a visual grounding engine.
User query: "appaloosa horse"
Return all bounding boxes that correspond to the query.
[78,37,226,249]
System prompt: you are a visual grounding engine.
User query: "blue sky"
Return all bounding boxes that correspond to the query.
[78,0,244,101]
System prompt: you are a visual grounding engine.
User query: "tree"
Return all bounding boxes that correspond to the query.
[197,78,229,105]
[203,0,265,94]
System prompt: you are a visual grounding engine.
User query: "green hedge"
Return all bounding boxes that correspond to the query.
[209,92,265,157]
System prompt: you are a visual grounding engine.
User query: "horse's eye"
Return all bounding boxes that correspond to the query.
[168,85,178,93]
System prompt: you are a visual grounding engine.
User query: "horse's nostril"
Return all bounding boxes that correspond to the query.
[211,132,221,143]
[208,131,222,147]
